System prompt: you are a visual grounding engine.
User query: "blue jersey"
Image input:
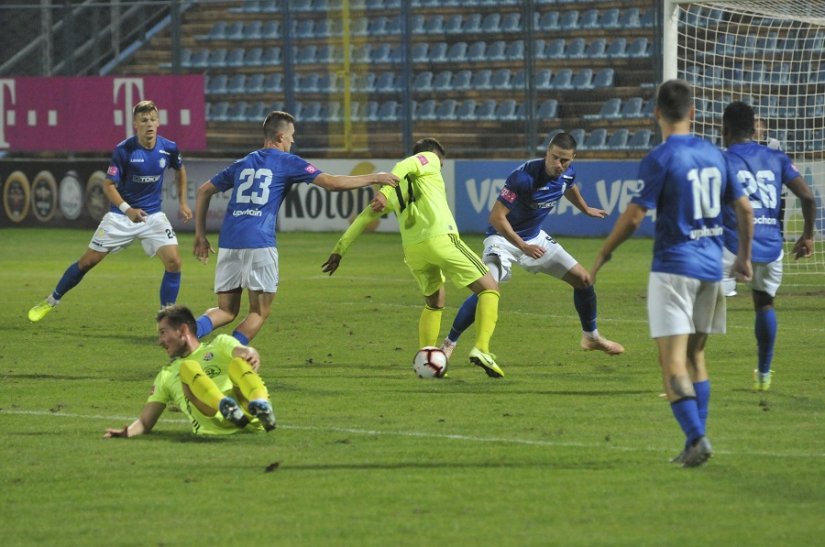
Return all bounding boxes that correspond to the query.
[632,134,744,282]
[211,148,322,249]
[105,135,183,215]
[722,141,801,263]
[486,158,577,239]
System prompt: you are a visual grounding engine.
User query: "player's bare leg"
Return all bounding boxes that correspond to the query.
[232,289,275,343]
[563,264,624,355]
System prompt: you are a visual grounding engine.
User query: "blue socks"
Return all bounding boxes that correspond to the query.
[671,397,705,446]
[53,262,87,301]
[447,293,478,343]
[573,286,597,333]
[755,308,777,375]
[160,271,181,307]
[232,330,249,345]
[195,315,214,339]
[693,380,710,429]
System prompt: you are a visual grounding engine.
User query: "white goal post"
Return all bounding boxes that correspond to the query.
[663,1,825,273]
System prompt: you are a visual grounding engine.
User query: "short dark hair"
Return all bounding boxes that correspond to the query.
[656,79,693,123]
[723,101,756,140]
[156,305,197,334]
[263,110,295,141]
[132,100,158,118]
[549,132,577,151]
[412,137,446,157]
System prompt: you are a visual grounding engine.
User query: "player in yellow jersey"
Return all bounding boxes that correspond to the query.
[322,138,504,378]
[103,305,276,438]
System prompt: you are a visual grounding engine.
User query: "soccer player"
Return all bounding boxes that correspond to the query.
[322,137,505,378]
[721,101,816,391]
[104,305,276,438]
[439,132,624,360]
[590,80,754,467]
[192,111,398,344]
[28,100,191,322]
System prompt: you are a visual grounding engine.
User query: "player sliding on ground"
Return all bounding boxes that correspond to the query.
[323,137,505,378]
[103,305,276,438]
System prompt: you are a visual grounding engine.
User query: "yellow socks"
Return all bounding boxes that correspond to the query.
[473,290,500,353]
[179,360,225,409]
[229,357,269,402]
[418,305,443,347]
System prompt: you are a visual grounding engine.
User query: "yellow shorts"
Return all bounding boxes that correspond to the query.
[404,233,488,296]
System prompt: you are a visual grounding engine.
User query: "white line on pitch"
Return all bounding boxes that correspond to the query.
[2,409,822,460]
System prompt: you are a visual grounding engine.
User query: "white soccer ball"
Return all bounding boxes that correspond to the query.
[412,346,448,379]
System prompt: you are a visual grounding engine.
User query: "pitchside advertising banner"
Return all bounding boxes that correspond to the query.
[0,75,206,152]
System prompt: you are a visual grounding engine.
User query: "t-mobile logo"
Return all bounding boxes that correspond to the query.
[0,79,16,148]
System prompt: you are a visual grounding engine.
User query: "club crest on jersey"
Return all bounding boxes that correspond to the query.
[203,352,214,361]
[416,154,429,165]
[305,165,318,174]
[107,165,118,177]
[500,187,517,203]
[203,364,221,378]
[159,157,167,169]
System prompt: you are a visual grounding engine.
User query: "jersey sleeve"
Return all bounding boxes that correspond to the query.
[331,205,385,256]
[631,154,664,210]
[287,154,323,185]
[210,160,240,192]
[723,163,745,204]
[212,334,241,358]
[106,145,127,185]
[498,170,531,209]
[167,140,183,170]
[780,152,802,185]
[146,368,173,406]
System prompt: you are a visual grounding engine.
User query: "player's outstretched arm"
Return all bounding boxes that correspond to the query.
[323,202,386,275]
[564,186,607,218]
[314,172,398,191]
[104,402,165,439]
[194,181,219,263]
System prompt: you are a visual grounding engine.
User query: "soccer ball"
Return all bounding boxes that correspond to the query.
[412,346,448,379]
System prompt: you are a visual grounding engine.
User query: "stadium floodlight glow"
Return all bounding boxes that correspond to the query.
[664,0,825,273]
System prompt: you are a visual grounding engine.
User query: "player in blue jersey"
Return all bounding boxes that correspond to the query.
[192,110,398,344]
[591,80,754,467]
[28,100,191,322]
[720,101,816,391]
[439,132,624,361]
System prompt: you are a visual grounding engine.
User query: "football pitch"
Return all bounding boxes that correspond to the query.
[2,227,824,546]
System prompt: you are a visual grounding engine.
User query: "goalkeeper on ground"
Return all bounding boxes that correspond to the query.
[322,137,505,378]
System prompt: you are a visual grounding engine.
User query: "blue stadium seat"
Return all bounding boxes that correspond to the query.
[560,10,580,30]
[534,68,553,90]
[627,37,650,57]
[446,42,468,62]
[315,44,339,64]
[321,101,342,122]
[566,38,586,58]
[452,69,472,90]
[429,42,448,62]
[640,98,656,118]
[297,73,319,93]
[367,16,387,35]
[377,100,400,121]
[580,9,599,29]
[462,13,482,33]
[501,12,521,32]
[496,99,518,121]
[435,99,458,120]
[585,38,607,58]
[627,129,654,150]
[374,72,397,92]
[244,47,263,66]
[260,20,279,39]
[585,98,621,120]
[568,128,586,148]
[505,40,524,61]
[618,7,640,28]
[227,101,248,122]
[606,38,627,58]
[456,99,477,120]
[350,17,368,36]
[640,7,655,27]
[605,128,630,150]
[491,68,511,89]
[263,73,283,92]
[467,41,487,62]
[592,68,614,88]
[206,48,227,68]
[481,13,501,33]
[582,128,607,150]
[543,38,565,59]
[537,11,559,31]
[487,40,507,61]
[412,71,433,92]
[424,14,445,34]
[243,101,267,122]
[416,99,437,120]
[207,74,228,95]
[294,45,318,64]
[370,43,392,63]
[620,97,644,118]
[363,101,380,122]
[208,101,230,121]
[410,14,426,34]
[536,99,558,120]
[238,21,261,40]
[511,70,525,89]
[549,69,573,89]
[207,21,228,40]
[350,72,374,92]
[299,101,323,123]
[432,70,453,91]
[476,99,497,120]
[261,46,281,65]
[411,42,429,62]
[600,8,621,29]
[226,74,247,94]
[470,69,492,90]
[572,68,594,89]
[247,73,265,93]
[444,14,463,34]
[189,48,210,69]
[226,47,245,67]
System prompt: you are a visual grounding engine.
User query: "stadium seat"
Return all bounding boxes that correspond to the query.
[543,38,565,59]
[412,71,434,92]
[501,12,521,32]
[592,68,614,88]
[444,13,463,34]
[260,20,280,39]
[374,72,397,92]
[446,42,468,62]
[496,99,518,121]
[412,42,429,63]
[226,74,247,94]
[206,21,228,40]
[505,40,524,61]
[227,101,247,122]
[462,13,482,33]
[534,68,553,90]
[208,101,230,121]
[225,47,245,67]
[585,38,607,58]
[243,101,268,122]
[246,73,265,93]
[367,16,388,35]
[606,38,627,58]
[605,128,630,149]
[429,42,448,62]
[294,45,318,64]
[584,98,621,120]
[572,68,594,89]
[627,129,654,149]
[580,9,600,29]
[566,38,586,58]
[481,13,501,33]
[409,14,426,34]
[467,41,487,62]
[456,99,477,120]
[618,7,640,28]
[485,40,506,61]
[416,99,437,120]
[206,74,228,95]
[261,46,281,65]
[476,99,497,120]
[240,21,262,40]
[360,101,378,122]
[806,94,825,117]
[316,44,339,64]
[424,14,445,34]
[619,97,644,118]
[758,96,780,118]
[224,21,245,40]
[320,101,342,122]
[511,70,526,89]
[299,101,323,123]
[189,48,210,69]
[451,69,472,90]
[377,100,399,121]
[206,48,227,68]
[560,10,580,30]
[600,8,620,29]
[640,7,656,27]
[536,99,558,120]
[582,128,607,150]
[351,72,375,92]
[370,43,392,63]
[470,69,492,90]
[627,37,650,57]
[432,70,453,91]
[263,73,283,92]
[568,128,586,148]
[485,69,509,90]
[350,17,368,36]
[537,11,560,31]
[244,47,263,66]
[549,69,573,89]
[297,73,319,93]
[435,99,458,120]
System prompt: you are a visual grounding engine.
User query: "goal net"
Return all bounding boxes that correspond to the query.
[664,1,825,273]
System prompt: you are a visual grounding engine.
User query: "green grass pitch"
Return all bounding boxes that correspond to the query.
[2,227,824,546]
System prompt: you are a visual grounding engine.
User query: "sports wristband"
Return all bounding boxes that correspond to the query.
[118,202,131,213]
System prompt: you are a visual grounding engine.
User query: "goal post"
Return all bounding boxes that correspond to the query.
[664,0,825,273]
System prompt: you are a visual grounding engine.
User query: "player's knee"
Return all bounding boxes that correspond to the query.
[179,359,203,384]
